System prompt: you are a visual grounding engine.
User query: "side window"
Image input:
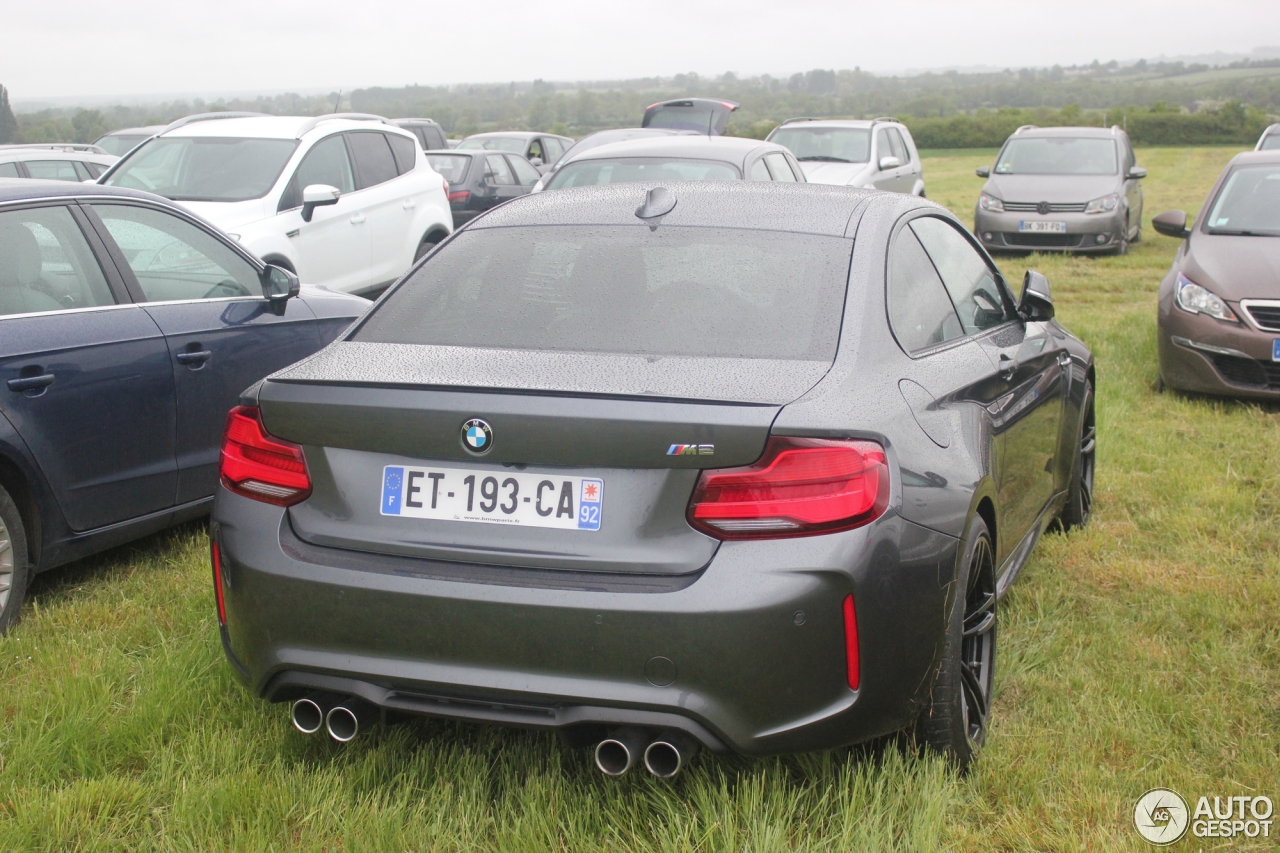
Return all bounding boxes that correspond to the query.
[92,204,260,303]
[765,152,797,182]
[428,126,448,150]
[484,154,516,185]
[544,138,565,160]
[347,131,399,189]
[25,160,83,182]
[387,133,418,174]
[749,159,771,181]
[508,155,541,187]
[888,226,963,353]
[910,217,1012,334]
[876,129,894,164]
[278,134,354,212]
[83,162,106,178]
[0,162,20,177]
[888,128,910,164]
[0,205,115,316]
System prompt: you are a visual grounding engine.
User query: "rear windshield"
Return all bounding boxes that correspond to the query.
[995,138,1118,175]
[425,154,471,183]
[457,136,526,153]
[769,127,871,163]
[355,225,853,360]
[1203,164,1280,236]
[105,137,298,201]
[645,104,723,133]
[545,158,740,190]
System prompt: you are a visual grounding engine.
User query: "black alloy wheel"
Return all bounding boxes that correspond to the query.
[1060,383,1095,530]
[916,514,997,769]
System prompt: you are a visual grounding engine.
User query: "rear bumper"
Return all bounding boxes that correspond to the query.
[213,488,958,755]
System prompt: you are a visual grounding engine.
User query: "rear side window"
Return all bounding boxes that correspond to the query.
[508,155,541,187]
[887,226,962,353]
[0,162,19,177]
[388,133,417,174]
[749,159,770,180]
[347,132,399,189]
[910,217,1012,334]
[83,162,106,178]
[278,134,354,212]
[355,225,853,360]
[25,160,82,182]
[765,153,797,181]
[0,205,115,315]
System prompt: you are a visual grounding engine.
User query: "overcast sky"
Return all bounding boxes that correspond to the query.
[4,0,1279,101]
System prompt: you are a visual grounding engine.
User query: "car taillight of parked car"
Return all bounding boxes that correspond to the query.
[219,406,312,506]
[687,437,889,539]
[448,190,470,204]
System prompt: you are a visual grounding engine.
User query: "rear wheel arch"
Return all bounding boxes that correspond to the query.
[975,497,996,565]
[0,452,40,570]
[415,227,450,261]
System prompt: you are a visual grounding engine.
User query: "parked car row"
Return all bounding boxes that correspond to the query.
[0,144,117,181]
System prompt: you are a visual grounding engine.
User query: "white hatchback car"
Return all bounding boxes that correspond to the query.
[100,113,452,295]
[766,118,926,197]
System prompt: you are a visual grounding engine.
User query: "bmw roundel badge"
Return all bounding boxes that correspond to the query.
[461,418,493,454]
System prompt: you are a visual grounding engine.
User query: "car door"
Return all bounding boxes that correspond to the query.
[886,128,917,194]
[348,131,417,289]
[1122,141,1143,237]
[911,216,1068,562]
[506,154,541,195]
[87,201,322,505]
[273,133,369,292]
[479,154,523,210]
[0,202,178,531]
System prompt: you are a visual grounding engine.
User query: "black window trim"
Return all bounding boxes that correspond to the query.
[343,130,403,192]
[886,211,1021,360]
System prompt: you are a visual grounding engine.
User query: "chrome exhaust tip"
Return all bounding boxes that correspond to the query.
[593,728,647,776]
[325,698,378,742]
[290,695,327,735]
[644,732,697,779]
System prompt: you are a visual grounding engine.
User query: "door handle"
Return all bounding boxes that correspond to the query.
[7,374,55,392]
[175,350,213,366]
[350,213,366,225]
[997,353,1017,380]
[402,199,416,210]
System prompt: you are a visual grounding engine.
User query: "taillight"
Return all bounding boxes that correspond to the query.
[441,175,450,195]
[448,190,470,203]
[687,437,888,539]
[843,594,860,690]
[211,539,227,625]
[219,406,311,506]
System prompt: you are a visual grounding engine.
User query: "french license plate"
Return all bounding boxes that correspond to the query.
[1273,339,1280,362]
[1019,220,1067,233]
[380,465,603,531]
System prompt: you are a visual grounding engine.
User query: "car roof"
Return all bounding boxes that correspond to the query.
[392,117,442,125]
[104,125,167,136]
[0,177,172,206]
[562,135,787,168]
[161,115,413,140]
[469,181,879,237]
[463,131,571,141]
[1009,126,1126,139]
[424,148,482,156]
[0,147,116,165]
[776,119,885,129]
[1228,149,1280,165]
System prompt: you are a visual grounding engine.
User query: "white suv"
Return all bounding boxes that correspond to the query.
[100,113,453,295]
[766,118,926,196]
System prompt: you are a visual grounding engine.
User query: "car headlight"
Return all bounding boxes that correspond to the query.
[1175,273,1237,322]
[1084,193,1120,214]
[979,192,1004,212]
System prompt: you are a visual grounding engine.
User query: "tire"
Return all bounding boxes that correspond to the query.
[915,513,997,770]
[0,483,31,635]
[1113,217,1130,256]
[1059,382,1096,530]
[414,232,445,262]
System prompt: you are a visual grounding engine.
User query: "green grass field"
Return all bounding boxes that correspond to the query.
[2,146,1278,851]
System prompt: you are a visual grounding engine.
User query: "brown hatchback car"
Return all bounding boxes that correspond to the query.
[1155,149,1280,397]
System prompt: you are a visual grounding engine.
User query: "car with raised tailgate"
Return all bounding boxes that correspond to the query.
[210,181,1095,774]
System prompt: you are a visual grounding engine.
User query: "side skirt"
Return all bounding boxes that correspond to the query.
[995,491,1065,598]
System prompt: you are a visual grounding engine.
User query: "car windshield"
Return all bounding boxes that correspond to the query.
[545,158,740,190]
[995,138,1118,175]
[1203,164,1280,236]
[1259,133,1280,151]
[105,137,298,201]
[425,154,471,183]
[769,127,871,163]
[457,136,526,153]
[94,134,149,156]
[354,225,853,360]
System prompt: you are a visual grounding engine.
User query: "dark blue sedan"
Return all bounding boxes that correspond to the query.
[0,179,369,631]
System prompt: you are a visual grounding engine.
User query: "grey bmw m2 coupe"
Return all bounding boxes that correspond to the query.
[211,182,1095,774]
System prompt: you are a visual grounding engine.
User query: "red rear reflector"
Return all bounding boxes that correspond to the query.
[687,437,889,539]
[219,406,312,506]
[211,539,227,626]
[843,594,860,690]
[448,190,470,202]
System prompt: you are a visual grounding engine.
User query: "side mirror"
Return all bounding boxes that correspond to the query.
[975,166,990,178]
[1018,270,1054,322]
[300,184,340,222]
[528,156,543,167]
[1128,166,1147,179]
[879,155,902,171]
[261,264,300,316]
[1152,210,1191,239]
